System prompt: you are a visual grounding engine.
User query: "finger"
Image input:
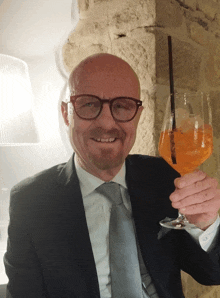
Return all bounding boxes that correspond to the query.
[185,213,218,229]
[179,196,220,215]
[172,187,218,209]
[174,170,206,189]
[170,177,218,203]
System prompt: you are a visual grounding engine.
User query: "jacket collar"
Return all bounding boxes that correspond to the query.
[57,153,78,186]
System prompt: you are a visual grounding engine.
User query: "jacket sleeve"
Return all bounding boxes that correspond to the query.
[178,228,220,285]
[4,187,49,298]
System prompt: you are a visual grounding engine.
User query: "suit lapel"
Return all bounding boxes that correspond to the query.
[56,154,100,298]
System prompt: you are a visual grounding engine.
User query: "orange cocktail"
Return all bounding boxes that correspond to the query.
[159,92,213,229]
[159,124,213,176]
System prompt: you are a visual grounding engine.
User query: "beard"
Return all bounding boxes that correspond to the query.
[84,126,126,170]
[88,147,124,170]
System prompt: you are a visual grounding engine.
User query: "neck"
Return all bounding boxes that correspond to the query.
[75,154,123,182]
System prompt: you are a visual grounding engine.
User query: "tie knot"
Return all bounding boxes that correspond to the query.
[96,182,123,205]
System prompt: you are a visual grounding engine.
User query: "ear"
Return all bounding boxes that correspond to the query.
[133,105,144,126]
[61,101,69,126]
[139,105,144,113]
[137,105,144,118]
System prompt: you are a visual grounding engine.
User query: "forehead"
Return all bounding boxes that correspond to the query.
[69,57,140,99]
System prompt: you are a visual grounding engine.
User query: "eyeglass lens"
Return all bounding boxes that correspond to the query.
[74,95,138,121]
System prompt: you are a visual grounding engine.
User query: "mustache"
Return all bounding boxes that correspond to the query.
[88,127,124,139]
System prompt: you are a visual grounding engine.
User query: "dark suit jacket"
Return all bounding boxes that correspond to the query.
[4,154,220,298]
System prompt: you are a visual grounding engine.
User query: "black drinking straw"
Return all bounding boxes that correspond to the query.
[168,36,177,164]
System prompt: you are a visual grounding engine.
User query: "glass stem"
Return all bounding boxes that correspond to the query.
[177,212,188,223]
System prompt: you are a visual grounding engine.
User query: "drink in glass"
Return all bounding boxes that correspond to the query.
[159,92,213,229]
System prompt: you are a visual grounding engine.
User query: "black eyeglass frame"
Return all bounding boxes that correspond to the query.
[67,94,142,122]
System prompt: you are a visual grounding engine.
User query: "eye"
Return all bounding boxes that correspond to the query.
[114,101,135,110]
[76,97,100,109]
[84,102,95,107]
[114,102,128,109]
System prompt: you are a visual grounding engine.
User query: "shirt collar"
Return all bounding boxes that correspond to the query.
[74,154,127,197]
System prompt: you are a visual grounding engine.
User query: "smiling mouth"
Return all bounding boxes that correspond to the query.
[92,138,117,143]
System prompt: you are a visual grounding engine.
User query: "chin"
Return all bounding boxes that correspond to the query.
[89,155,124,171]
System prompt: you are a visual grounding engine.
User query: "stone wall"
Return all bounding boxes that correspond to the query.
[62,0,220,297]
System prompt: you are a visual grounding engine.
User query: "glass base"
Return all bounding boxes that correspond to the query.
[160,217,197,230]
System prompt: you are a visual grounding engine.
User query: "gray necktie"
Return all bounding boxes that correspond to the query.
[96,182,143,298]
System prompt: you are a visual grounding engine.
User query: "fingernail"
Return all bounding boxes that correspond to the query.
[180,208,186,213]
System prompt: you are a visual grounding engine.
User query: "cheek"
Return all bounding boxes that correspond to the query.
[128,112,142,140]
[123,124,137,145]
[69,118,92,146]
[68,125,87,155]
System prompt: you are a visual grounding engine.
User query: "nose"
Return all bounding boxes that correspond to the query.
[95,102,116,127]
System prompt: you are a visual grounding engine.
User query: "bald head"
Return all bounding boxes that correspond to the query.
[68,53,140,99]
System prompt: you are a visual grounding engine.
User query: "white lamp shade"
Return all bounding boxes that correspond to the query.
[0,54,39,145]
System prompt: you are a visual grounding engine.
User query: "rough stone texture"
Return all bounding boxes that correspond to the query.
[188,22,209,46]
[154,85,170,155]
[196,92,220,180]
[79,0,155,27]
[156,30,202,91]
[197,0,220,20]
[156,0,183,28]
[112,29,156,91]
[181,271,220,298]
[210,91,220,138]
[184,0,197,10]
[215,13,220,26]
[131,90,155,155]
[107,0,155,35]
[201,136,220,180]
[78,0,90,12]
[205,40,220,87]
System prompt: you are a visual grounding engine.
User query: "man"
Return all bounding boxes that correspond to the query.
[4,53,220,298]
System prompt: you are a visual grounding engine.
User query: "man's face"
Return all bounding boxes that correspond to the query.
[62,55,143,174]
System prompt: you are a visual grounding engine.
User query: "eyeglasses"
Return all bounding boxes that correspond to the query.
[67,94,142,122]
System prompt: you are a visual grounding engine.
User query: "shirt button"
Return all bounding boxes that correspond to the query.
[203,237,209,241]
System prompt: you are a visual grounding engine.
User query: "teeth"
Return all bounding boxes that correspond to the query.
[94,138,116,143]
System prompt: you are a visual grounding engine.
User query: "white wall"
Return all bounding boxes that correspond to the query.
[0,0,79,187]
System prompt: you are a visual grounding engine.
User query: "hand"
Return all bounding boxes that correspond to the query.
[170,170,220,230]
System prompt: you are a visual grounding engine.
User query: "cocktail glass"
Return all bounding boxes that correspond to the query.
[159,92,213,229]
